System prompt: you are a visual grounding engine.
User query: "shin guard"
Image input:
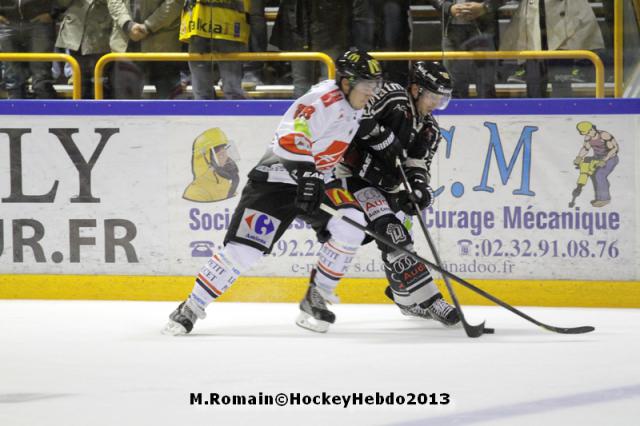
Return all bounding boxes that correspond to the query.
[191,242,263,311]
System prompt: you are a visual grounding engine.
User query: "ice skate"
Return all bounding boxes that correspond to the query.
[385,285,430,319]
[385,286,460,327]
[422,296,460,327]
[162,299,206,336]
[296,284,337,333]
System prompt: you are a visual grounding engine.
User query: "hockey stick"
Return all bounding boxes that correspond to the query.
[320,204,595,335]
[396,162,490,337]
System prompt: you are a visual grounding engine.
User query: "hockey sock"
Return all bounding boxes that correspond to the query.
[189,242,263,312]
[384,249,440,307]
[313,238,359,301]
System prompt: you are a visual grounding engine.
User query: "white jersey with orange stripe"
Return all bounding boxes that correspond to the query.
[248,80,364,185]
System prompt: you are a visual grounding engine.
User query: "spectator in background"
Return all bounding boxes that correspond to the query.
[429,1,504,98]
[179,0,249,99]
[500,0,604,98]
[108,0,182,99]
[0,0,58,98]
[600,0,614,79]
[270,0,350,98]
[56,0,113,99]
[351,0,411,86]
[242,0,267,89]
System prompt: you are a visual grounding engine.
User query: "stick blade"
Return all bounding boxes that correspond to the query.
[463,321,487,338]
[543,325,596,334]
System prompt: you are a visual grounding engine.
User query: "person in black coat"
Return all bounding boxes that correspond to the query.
[428,1,505,98]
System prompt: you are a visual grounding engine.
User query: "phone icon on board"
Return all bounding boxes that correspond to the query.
[457,239,473,256]
[190,241,215,257]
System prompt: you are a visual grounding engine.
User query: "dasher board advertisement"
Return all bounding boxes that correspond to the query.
[0,100,637,280]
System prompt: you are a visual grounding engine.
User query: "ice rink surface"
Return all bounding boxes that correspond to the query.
[1,300,639,426]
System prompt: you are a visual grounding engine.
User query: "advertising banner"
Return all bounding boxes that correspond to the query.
[0,100,637,281]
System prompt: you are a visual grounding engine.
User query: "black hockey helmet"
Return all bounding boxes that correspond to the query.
[336,48,383,89]
[409,61,452,110]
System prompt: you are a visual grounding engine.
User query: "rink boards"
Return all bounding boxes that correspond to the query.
[0,99,639,307]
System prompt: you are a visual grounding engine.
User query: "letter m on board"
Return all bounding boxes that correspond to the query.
[473,122,537,196]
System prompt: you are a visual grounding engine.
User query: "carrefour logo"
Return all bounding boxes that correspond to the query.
[245,211,275,235]
[237,209,281,248]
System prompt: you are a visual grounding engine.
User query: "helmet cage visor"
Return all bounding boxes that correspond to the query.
[350,78,383,96]
[417,87,452,110]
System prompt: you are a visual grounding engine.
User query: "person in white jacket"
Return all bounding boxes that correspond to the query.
[163,49,384,335]
[55,0,113,98]
[501,0,604,97]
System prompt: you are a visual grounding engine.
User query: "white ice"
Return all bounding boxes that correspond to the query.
[1,300,639,426]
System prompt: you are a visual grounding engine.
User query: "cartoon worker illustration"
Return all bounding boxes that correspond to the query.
[183,128,240,202]
[570,121,619,208]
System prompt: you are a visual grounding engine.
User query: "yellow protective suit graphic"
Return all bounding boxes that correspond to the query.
[183,128,240,202]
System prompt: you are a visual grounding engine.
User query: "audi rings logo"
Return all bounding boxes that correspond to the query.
[355,187,385,203]
[392,255,417,273]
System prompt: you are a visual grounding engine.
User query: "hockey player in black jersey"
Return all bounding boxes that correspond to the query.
[337,60,461,327]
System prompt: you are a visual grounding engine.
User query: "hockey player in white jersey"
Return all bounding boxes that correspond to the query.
[337,61,461,327]
[163,49,383,335]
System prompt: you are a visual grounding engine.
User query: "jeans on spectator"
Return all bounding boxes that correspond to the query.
[600,0,614,72]
[291,45,343,98]
[291,61,316,99]
[442,25,497,98]
[352,0,411,85]
[244,0,267,78]
[188,36,247,100]
[0,21,57,99]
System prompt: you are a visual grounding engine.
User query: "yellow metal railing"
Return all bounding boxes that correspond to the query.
[0,3,623,100]
[93,51,608,99]
[0,53,81,99]
[94,52,335,100]
[370,50,606,98]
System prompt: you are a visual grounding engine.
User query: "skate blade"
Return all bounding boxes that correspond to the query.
[441,321,462,328]
[400,308,460,328]
[400,311,430,319]
[161,320,188,336]
[438,320,463,329]
[399,307,433,320]
[429,315,463,328]
[295,311,330,333]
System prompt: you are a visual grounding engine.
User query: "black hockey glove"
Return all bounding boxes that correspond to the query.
[377,138,405,170]
[404,168,433,212]
[295,167,325,215]
[408,115,440,158]
[365,135,405,190]
[358,152,402,191]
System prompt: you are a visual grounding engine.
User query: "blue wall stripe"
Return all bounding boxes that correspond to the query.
[0,100,292,116]
[0,98,638,116]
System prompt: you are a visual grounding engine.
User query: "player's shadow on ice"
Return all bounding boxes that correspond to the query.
[178,320,592,344]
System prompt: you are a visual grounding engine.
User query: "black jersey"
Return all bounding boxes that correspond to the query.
[340,81,442,187]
